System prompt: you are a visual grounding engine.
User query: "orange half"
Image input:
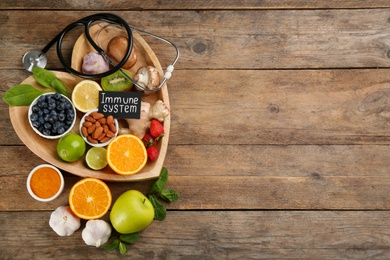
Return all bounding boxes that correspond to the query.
[69,178,112,220]
[107,134,147,175]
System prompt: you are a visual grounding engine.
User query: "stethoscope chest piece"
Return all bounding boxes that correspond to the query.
[22,50,47,72]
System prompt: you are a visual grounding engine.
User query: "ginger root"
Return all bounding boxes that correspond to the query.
[149,100,170,122]
[119,100,170,139]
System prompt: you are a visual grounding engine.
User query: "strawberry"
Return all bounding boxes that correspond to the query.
[146,146,159,161]
[142,133,156,147]
[149,119,164,139]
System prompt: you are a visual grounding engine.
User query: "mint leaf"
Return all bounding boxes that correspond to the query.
[119,233,139,244]
[2,84,46,106]
[159,189,179,203]
[149,194,166,221]
[101,239,120,251]
[149,167,168,194]
[119,241,127,254]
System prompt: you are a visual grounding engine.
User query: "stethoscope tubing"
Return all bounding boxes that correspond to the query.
[35,13,179,93]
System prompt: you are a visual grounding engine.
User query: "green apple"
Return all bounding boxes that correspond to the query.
[110,190,155,234]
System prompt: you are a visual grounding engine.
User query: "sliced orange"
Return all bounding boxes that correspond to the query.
[69,178,112,220]
[107,134,147,175]
[71,80,102,112]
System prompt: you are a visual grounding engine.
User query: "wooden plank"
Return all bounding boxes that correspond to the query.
[2,145,390,211]
[1,10,390,70]
[2,210,390,259]
[3,68,390,146]
[1,0,390,10]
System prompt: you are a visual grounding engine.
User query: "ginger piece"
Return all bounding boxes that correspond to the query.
[149,100,170,122]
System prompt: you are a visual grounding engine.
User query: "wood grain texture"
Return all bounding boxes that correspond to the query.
[1,0,390,10]
[2,211,390,259]
[1,10,390,70]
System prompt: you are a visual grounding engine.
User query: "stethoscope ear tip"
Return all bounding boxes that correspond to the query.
[22,50,47,72]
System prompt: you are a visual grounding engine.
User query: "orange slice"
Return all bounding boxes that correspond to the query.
[107,134,147,175]
[71,80,102,112]
[69,178,112,220]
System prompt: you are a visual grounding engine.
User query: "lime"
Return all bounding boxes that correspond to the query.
[85,147,108,170]
[57,133,86,162]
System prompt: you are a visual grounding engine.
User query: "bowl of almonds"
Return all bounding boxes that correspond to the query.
[79,108,118,147]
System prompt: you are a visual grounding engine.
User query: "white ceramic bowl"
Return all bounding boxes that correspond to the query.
[79,108,119,147]
[26,164,65,202]
[28,92,76,139]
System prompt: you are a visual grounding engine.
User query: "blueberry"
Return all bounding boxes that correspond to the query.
[32,121,40,128]
[58,113,65,122]
[38,116,45,124]
[44,114,51,122]
[32,105,40,113]
[54,92,62,100]
[44,122,52,129]
[48,115,58,124]
[56,102,65,111]
[66,113,74,121]
[42,129,52,136]
[30,113,38,122]
[43,108,50,114]
[57,127,65,135]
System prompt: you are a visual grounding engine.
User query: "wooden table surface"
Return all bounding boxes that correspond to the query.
[2,1,390,259]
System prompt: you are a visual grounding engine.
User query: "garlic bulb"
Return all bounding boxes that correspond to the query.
[82,219,112,247]
[49,206,81,236]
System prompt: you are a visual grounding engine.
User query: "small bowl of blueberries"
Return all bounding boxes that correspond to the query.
[28,92,76,139]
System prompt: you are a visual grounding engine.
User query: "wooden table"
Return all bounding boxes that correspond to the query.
[2,1,390,259]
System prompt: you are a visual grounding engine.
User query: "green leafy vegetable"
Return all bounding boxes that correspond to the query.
[119,233,139,244]
[160,189,179,203]
[118,241,127,254]
[101,239,120,251]
[2,84,46,106]
[149,194,166,221]
[51,78,69,97]
[32,67,57,88]
[149,167,168,194]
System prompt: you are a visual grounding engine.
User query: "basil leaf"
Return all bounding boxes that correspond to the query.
[32,67,56,88]
[2,84,45,106]
[159,189,179,203]
[119,241,127,254]
[119,233,139,244]
[101,239,120,251]
[149,167,168,194]
[149,194,166,221]
[51,78,69,97]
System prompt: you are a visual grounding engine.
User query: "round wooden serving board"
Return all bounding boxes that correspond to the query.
[9,23,170,182]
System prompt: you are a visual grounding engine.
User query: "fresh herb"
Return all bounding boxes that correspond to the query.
[32,67,57,88]
[2,84,46,106]
[2,67,70,106]
[148,167,179,220]
[102,233,139,255]
[148,194,167,221]
[51,78,69,97]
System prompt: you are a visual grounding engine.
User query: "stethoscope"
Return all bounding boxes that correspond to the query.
[22,13,179,93]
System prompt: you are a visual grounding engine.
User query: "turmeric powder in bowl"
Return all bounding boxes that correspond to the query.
[27,164,64,202]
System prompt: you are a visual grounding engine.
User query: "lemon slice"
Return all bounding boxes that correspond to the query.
[85,147,108,170]
[72,80,102,112]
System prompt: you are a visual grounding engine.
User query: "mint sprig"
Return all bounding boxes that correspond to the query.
[102,233,139,254]
[148,167,179,221]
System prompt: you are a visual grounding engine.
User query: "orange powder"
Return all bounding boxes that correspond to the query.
[30,167,61,199]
